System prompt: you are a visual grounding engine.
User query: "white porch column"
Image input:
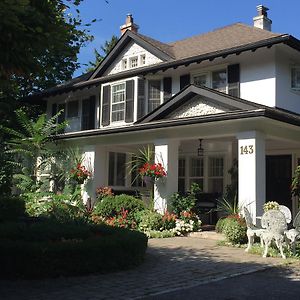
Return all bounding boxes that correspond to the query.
[154,139,179,214]
[82,145,107,204]
[236,131,265,223]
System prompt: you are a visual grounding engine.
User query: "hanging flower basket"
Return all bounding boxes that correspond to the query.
[70,163,92,185]
[139,162,167,186]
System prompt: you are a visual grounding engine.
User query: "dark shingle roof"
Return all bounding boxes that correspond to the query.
[169,23,281,59]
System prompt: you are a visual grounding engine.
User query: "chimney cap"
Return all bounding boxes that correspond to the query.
[256,4,269,17]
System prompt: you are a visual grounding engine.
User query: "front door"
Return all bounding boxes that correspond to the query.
[266,155,292,210]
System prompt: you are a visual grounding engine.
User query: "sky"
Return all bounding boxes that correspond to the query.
[74,0,300,76]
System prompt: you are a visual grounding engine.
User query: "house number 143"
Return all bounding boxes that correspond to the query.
[240,145,254,155]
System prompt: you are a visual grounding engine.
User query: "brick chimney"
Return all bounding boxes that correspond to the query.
[120,14,139,35]
[253,5,272,31]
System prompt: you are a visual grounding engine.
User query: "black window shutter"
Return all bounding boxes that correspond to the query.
[227,64,240,97]
[180,74,190,90]
[163,77,172,102]
[51,103,57,117]
[125,80,134,123]
[137,78,145,119]
[102,85,111,126]
[82,96,96,130]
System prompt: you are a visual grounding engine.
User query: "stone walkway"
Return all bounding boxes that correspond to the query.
[0,234,289,300]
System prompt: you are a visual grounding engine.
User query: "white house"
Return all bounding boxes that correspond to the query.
[35,5,300,222]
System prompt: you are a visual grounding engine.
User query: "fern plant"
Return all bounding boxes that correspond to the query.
[2,108,67,192]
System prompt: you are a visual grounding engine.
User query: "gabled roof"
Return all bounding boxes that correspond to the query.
[89,30,174,80]
[136,84,265,124]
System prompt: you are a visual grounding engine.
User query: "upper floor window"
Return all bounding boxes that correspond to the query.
[141,54,146,65]
[112,83,126,122]
[193,74,208,87]
[122,59,127,70]
[130,57,138,68]
[212,69,227,93]
[291,67,300,90]
[148,80,161,112]
[67,100,79,118]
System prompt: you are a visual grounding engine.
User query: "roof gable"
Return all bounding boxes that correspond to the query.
[137,84,264,123]
[89,30,174,80]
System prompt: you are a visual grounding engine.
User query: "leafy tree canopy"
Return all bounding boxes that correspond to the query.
[0,0,95,104]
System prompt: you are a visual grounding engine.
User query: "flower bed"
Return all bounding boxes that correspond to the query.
[0,220,148,279]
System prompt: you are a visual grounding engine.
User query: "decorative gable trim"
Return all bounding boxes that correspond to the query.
[89,31,173,80]
[136,84,265,123]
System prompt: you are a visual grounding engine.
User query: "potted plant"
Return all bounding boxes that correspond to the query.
[139,162,167,186]
[70,163,92,185]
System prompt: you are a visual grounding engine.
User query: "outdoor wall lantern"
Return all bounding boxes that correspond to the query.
[197,139,204,157]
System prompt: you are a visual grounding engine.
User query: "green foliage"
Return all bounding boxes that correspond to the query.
[263,201,280,212]
[2,109,67,193]
[291,165,300,198]
[170,183,201,215]
[0,196,26,222]
[222,216,247,244]
[145,230,176,239]
[215,217,227,233]
[86,35,118,71]
[0,221,148,278]
[93,194,145,221]
[137,210,163,232]
[216,196,239,216]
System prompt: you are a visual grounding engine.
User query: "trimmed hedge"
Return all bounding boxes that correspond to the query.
[0,220,148,279]
[0,196,26,222]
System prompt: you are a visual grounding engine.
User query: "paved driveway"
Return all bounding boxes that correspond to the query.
[0,236,290,300]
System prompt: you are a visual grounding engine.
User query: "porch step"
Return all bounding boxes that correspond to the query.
[188,231,225,241]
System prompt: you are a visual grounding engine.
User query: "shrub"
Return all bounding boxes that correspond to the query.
[179,211,201,231]
[0,196,26,222]
[138,210,163,232]
[93,194,145,221]
[215,217,227,233]
[161,211,177,230]
[0,220,148,279]
[222,215,247,244]
[145,230,176,238]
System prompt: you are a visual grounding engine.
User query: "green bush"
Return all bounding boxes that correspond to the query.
[215,217,227,233]
[146,230,176,238]
[138,210,163,232]
[222,216,247,244]
[0,220,148,279]
[93,194,145,221]
[0,196,26,222]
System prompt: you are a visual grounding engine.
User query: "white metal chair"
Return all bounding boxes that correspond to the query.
[284,210,300,255]
[279,205,292,224]
[243,207,265,252]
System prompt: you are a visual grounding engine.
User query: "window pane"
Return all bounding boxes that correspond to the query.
[212,69,227,93]
[130,57,138,68]
[148,80,161,112]
[292,68,300,89]
[178,158,186,177]
[178,178,185,194]
[193,74,208,87]
[108,152,115,185]
[112,83,125,122]
[208,178,223,193]
[67,101,79,118]
[209,157,224,177]
[190,158,203,177]
[116,153,126,186]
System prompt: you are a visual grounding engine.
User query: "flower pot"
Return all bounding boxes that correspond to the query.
[143,175,154,187]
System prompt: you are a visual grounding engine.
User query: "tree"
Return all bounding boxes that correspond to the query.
[0,0,94,108]
[86,35,118,71]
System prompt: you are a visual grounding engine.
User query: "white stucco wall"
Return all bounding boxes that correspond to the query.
[240,49,276,107]
[275,48,300,113]
[104,41,162,76]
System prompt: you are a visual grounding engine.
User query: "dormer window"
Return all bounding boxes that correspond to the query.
[130,57,138,68]
[291,67,300,90]
[141,54,146,65]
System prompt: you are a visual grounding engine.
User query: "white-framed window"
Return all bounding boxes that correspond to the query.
[108,152,126,186]
[141,54,146,65]
[111,83,126,122]
[122,59,127,70]
[212,69,227,93]
[189,157,204,190]
[208,157,224,193]
[291,66,300,90]
[148,80,161,112]
[130,56,138,68]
